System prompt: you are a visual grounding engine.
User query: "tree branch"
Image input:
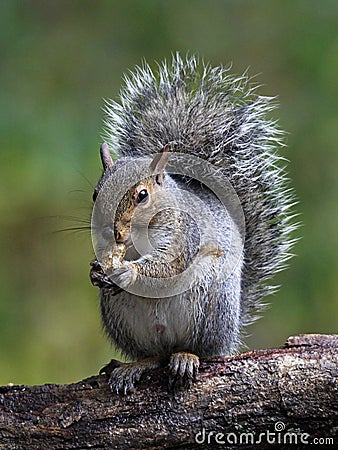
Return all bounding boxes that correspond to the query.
[0,334,337,449]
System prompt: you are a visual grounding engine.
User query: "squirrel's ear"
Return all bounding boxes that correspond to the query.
[149,144,170,185]
[100,142,113,171]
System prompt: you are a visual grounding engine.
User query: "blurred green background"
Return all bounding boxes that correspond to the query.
[0,0,337,386]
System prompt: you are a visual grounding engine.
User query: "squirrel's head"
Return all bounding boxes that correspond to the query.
[92,143,171,248]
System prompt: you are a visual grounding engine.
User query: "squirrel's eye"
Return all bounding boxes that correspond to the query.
[136,189,149,205]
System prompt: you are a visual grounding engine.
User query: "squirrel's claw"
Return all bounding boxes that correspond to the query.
[101,357,163,395]
[108,365,144,395]
[89,260,123,293]
[99,359,135,394]
[168,352,199,390]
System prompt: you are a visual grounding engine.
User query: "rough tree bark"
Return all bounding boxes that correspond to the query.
[0,334,337,449]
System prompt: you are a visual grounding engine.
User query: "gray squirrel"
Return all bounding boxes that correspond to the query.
[89,54,296,394]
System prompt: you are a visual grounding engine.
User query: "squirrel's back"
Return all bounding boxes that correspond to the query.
[103,53,296,330]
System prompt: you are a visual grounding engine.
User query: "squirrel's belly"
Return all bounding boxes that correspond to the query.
[103,291,195,357]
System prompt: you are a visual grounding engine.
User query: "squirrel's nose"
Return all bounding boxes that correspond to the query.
[114,226,122,242]
[102,224,124,243]
[102,225,122,242]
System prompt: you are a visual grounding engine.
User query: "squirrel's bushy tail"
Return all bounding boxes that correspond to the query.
[104,53,297,327]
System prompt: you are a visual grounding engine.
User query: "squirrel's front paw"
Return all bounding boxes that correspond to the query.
[107,262,137,289]
[90,260,116,289]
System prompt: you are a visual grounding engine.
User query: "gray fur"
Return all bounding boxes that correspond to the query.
[95,54,296,361]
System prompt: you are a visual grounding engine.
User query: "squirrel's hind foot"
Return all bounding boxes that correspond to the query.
[101,357,162,395]
[168,352,200,391]
[99,358,122,375]
[100,353,199,394]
